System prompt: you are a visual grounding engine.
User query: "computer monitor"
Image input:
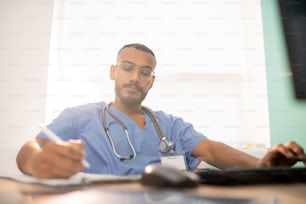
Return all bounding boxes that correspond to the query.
[278,0,306,99]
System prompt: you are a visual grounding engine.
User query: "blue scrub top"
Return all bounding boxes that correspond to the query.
[37,102,207,175]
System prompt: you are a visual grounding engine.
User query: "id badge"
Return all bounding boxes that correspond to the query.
[160,153,187,171]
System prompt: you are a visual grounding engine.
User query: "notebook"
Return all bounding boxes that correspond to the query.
[0,172,141,187]
[194,166,306,185]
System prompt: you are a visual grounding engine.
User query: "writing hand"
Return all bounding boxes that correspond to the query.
[29,139,86,178]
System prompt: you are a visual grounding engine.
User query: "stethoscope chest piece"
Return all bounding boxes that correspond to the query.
[159,139,174,153]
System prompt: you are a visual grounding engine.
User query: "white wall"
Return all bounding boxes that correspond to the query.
[0,0,54,175]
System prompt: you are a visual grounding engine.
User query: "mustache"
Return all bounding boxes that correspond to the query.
[123,83,143,92]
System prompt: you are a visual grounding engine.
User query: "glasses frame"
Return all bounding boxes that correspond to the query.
[115,62,155,79]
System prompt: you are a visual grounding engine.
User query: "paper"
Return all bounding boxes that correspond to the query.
[1,172,141,187]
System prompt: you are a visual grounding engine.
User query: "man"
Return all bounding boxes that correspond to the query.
[16,43,306,178]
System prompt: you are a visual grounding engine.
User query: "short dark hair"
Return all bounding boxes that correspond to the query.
[118,43,155,58]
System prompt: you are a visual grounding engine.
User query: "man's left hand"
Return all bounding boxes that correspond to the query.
[257,141,306,167]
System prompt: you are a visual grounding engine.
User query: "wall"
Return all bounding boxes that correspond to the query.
[261,1,306,151]
[0,0,53,174]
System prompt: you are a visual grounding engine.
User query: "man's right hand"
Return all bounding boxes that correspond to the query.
[17,138,86,178]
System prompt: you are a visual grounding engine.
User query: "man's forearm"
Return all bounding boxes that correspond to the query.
[193,140,259,169]
[211,142,259,168]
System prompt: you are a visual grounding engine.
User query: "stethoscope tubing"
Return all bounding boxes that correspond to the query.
[102,104,137,160]
[102,102,172,161]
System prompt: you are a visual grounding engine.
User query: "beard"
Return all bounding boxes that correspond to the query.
[115,82,149,106]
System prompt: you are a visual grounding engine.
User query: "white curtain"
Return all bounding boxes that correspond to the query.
[46,0,270,148]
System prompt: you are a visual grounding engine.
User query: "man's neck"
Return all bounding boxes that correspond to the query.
[111,100,145,128]
[111,101,143,116]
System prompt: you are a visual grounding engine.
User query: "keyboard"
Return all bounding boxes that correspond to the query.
[194,166,306,185]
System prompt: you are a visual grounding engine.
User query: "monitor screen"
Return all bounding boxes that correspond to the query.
[278,0,306,99]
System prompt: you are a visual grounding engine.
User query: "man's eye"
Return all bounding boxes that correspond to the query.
[121,64,133,71]
[140,69,152,76]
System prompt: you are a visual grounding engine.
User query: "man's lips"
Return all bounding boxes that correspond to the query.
[123,83,143,92]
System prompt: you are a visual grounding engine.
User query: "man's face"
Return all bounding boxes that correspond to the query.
[110,47,156,106]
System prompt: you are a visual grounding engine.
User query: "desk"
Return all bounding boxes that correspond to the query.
[1,178,306,204]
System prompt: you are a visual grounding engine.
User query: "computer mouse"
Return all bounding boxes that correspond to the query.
[141,164,200,188]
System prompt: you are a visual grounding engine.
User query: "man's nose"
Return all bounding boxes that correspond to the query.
[130,69,141,80]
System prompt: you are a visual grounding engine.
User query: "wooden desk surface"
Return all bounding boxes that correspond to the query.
[1,178,306,204]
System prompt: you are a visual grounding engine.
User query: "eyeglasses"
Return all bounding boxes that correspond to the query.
[115,62,155,79]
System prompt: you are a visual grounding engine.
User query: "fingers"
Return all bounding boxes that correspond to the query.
[269,144,295,159]
[258,141,306,167]
[52,140,85,161]
[31,140,86,178]
[283,141,306,160]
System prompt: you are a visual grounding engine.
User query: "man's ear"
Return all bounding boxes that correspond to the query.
[110,65,116,80]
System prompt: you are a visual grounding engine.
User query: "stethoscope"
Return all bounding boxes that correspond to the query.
[102,102,174,161]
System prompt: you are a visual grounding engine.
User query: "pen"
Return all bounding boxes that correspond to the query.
[39,123,90,169]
